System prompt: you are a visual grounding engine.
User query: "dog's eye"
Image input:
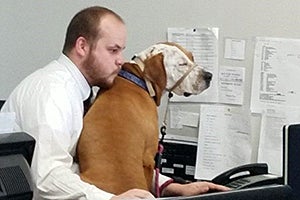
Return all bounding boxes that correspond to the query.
[179,62,187,66]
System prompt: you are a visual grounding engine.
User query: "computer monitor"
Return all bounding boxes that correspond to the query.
[0,132,35,166]
[283,123,300,200]
[0,132,35,200]
[0,100,5,110]
[160,141,197,181]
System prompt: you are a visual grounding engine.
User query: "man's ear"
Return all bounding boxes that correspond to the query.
[143,53,167,106]
[75,36,90,57]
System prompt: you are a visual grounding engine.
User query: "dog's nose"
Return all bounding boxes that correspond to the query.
[204,71,212,86]
[204,71,212,81]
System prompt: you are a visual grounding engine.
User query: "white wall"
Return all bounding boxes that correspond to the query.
[1,0,300,161]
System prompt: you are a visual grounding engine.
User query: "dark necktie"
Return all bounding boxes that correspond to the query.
[83,90,93,116]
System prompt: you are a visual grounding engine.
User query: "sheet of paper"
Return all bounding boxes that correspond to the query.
[163,134,198,145]
[195,104,252,180]
[180,111,199,127]
[224,38,246,60]
[167,27,219,103]
[219,65,245,105]
[169,106,199,128]
[169,105,183,129]
[257,106,300,176]
[251,37,300,113]
[0,112,16,134]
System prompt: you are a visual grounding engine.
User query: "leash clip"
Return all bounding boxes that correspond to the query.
[160,125,167,144]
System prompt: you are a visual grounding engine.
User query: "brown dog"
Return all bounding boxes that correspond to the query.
[77,42,212,195]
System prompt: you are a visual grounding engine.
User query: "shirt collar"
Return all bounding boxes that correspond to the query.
[57,54,91,101]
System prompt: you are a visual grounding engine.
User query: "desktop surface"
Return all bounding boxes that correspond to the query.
[156,185,292,200]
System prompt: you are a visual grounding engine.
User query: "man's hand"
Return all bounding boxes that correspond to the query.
[110,188,155,200]
[161,181,231,197]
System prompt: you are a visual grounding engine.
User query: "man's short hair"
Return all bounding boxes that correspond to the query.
[62,6,124,54]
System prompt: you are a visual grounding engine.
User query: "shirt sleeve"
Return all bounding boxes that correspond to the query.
[151,170,174,196]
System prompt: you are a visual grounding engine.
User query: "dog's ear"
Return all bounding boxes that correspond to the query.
[143,53,166,106]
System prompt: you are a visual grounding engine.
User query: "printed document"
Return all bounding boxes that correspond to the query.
[195,104,252,180]
[224,38,246,60]
[167,27,219,103]
[251,37,300,113]
[0,112,15,134]
[258,106,300,176]
[219,65,245,105]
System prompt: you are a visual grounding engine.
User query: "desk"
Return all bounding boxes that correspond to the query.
[157,185,292,200]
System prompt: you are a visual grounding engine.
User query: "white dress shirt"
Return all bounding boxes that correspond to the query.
[1,54,172,200]
[2,54,114,200]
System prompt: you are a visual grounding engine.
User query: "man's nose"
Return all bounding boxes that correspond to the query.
[116,57,124,69]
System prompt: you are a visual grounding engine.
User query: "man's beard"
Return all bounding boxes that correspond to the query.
[82,53,117,88]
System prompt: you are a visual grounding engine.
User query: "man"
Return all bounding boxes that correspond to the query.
[1,6,228,200]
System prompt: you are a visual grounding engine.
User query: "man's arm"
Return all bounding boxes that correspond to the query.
[3,89,114,200]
